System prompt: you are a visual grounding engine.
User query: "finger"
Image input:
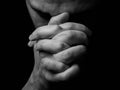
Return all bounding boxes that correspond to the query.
[28,41,37,47]
[52,30,88,46]
[54,64,79,81]
[43,64,79,81]
[48,12,69,25]
[59,22,92,36]
[53,45,86,64]
[34,39,70,53]
[29,25,62,41]
[41,57,69,73]
[29,12,69,41]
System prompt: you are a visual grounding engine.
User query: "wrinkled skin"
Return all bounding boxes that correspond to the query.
[22,0,96,90]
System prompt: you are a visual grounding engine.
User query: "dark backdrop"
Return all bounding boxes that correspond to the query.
[1,0,115,90]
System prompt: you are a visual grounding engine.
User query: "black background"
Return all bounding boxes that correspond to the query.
[1,0,117,90]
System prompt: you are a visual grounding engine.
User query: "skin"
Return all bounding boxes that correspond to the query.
[22,0,95,90]
[29,0,95,15]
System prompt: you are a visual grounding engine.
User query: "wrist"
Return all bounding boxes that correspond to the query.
[22,71,48,90]
[22,50,49,90]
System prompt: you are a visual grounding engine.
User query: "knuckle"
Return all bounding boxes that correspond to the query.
[41,58,49,66]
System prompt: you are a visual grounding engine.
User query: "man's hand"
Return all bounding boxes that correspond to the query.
[28,12,91,82]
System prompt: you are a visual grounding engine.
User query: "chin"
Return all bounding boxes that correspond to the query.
[29,0,96,16]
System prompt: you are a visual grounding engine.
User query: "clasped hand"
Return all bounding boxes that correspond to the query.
[28,12,91,82]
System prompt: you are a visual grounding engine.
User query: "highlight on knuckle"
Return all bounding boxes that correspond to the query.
[41,58,49,66]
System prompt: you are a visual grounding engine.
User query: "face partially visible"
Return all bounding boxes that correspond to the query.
[29,0,96,15]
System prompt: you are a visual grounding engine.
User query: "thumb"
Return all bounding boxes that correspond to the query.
[48,12,69,25]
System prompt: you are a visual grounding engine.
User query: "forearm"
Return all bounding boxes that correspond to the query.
[22,70,48,90]
[22,50,49,90]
